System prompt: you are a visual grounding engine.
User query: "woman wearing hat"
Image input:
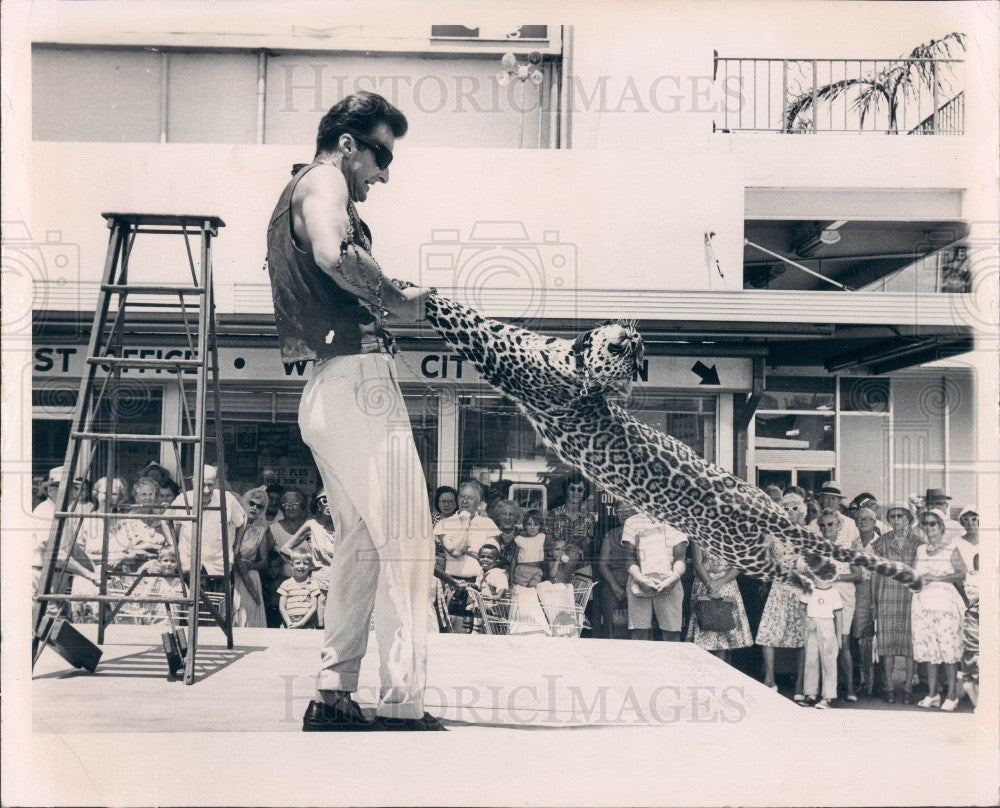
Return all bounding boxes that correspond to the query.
[870,503,921,703]
[911,508,967,710]
[755,492,808,698]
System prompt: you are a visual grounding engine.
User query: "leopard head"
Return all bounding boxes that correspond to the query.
[570,320,645,398]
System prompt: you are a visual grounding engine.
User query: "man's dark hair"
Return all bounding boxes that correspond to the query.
[561,474,591,501]
[315,92,408,156]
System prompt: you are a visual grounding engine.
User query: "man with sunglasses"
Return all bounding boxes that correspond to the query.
[266,92,440,731]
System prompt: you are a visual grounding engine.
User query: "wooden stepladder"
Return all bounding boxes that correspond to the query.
[32,212,234,685]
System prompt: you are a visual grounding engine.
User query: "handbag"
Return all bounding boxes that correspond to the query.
[694,597,737,632]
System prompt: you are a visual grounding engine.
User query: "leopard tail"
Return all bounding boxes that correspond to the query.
[798,532,923,592]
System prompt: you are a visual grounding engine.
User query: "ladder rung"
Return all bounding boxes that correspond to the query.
[36,594,205,605]
[102,284,206,295]
[109,302,205,310]
[162,505,228,513]
[102,211,226,228]
[54,510,198,521]
[87,357,203,369]
[72,432,202,443]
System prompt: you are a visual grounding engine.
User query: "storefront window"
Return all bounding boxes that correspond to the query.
[755,413,835,451]
[759,377,835,411]
[459,391,718,487]
[756,376,835,452]
[459,394,560,485]
[631,394,717,464]
[195,385,438,497]
[32,386,164,485]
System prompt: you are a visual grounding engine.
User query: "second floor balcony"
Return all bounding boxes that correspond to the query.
[713,35,966,135]
[743,219,974,293]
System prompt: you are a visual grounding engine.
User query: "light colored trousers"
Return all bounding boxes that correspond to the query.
[299,353,433,719]
[803,616,839,700]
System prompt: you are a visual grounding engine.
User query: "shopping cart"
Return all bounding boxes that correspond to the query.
[469,576,596,637]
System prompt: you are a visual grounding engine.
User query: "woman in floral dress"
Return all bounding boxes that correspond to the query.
[911,508,967,710]
[686,540,753,661]
[755,492,807,697]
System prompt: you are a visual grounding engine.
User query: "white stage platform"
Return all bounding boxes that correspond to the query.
[20,624,993,806]
[33,625,796,731]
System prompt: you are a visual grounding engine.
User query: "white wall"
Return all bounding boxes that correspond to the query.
[28,142,745,297]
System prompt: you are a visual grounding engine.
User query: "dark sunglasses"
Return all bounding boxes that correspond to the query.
[351,133,393,171]
[919,519,943,528]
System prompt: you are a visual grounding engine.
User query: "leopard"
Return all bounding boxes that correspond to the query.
[421,293,922,593]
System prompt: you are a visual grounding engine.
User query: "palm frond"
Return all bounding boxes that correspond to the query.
[780,33,966,133]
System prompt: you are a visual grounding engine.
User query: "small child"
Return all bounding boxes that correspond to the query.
[278,550,321,628]
[137,545,181,578]
[132,546,183,624]
[513,509,546,587]
[799,560,844,709]
[475,544,509,598]
[545,539,584,585]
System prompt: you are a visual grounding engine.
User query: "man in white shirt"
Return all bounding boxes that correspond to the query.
[171,465,246,587]
[434,480,500,581]
[620,510,688,641]
[32,467,100,616]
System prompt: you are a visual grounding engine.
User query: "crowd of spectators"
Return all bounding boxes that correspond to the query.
[33,461,979,711]
[430,476,980,712]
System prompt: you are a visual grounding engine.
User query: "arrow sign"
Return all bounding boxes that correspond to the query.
[691,361,720,385]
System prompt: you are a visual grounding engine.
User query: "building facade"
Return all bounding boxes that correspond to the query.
[18,6,997,515]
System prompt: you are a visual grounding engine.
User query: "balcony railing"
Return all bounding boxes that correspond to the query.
[909,92,965,135]
[713,53,965,134]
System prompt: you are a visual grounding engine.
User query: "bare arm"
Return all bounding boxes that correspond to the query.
[439,522,470,558]
[292,166,428,319]
[278,592,292,627]
[928,548,967,584]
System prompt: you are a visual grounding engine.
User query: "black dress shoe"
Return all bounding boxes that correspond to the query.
[901,692,914,705]
[375,712,447,731]
[302,699,376,732]
[885,692,896,704]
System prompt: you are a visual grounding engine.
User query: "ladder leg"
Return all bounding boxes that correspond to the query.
[32,220,127,667]
[207,270,234,651]
[183,224,214,685]
[34,213,229,683]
